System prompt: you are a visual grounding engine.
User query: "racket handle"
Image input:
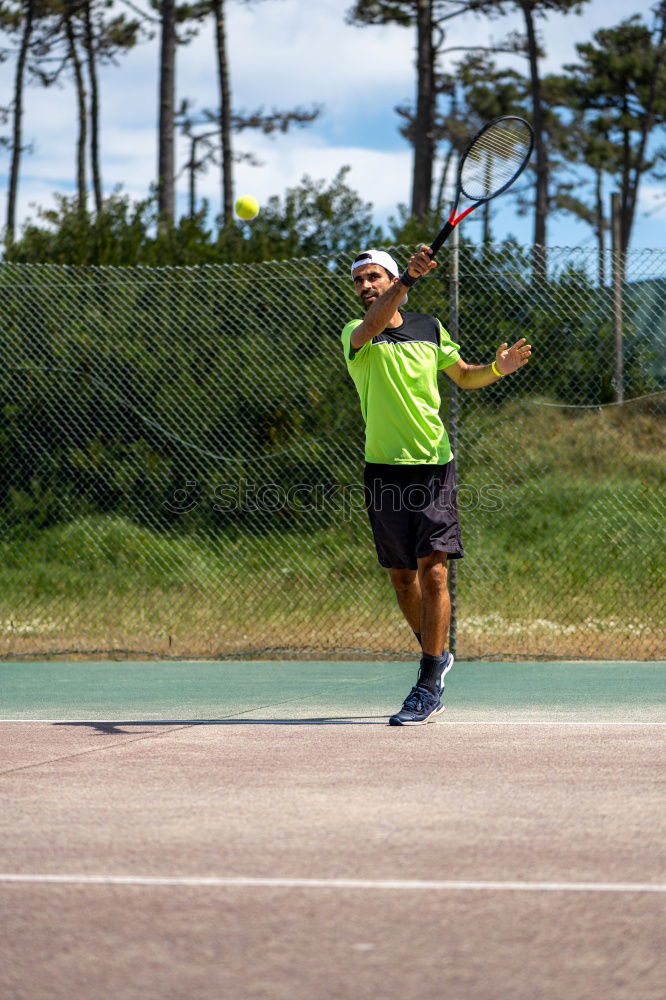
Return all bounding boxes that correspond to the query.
[399,269,418,287]
[400,221,455,286]
[429,222,454,257]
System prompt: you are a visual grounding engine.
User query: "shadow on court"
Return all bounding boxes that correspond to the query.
[52,717,389,732]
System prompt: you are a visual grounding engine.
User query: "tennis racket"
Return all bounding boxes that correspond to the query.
[402,115,534,280]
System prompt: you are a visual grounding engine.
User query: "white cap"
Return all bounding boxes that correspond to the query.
[350,249,400,280]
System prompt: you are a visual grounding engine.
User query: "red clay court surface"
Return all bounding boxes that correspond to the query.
[1,659,664,1000]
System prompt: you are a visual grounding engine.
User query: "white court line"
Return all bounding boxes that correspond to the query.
[0,874,664,893]
[0,719,664,726]
[435,721,666,727]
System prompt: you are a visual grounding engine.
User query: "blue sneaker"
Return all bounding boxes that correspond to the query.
[388,685,445,726]
[438,651,455,695]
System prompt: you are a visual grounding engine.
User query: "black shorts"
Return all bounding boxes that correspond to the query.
[363,460,464,570]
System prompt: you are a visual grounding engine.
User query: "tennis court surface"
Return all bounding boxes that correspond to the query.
[1,659,664,999]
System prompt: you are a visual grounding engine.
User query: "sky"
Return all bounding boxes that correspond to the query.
[0,0,663,251]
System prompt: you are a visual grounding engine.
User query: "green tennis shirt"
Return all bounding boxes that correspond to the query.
[340,311,460,465]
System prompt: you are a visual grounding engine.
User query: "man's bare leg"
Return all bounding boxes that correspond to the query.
[386,554,453,724]
[417,551,450,656]
[388,567,422,639]
[387,555,452,700]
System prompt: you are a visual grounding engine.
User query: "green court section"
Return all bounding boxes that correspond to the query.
[1,661,664,723]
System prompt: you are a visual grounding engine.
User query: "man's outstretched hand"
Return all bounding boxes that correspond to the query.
[495,337,532,375]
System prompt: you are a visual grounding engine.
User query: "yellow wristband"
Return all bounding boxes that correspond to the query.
[491,360,504,378]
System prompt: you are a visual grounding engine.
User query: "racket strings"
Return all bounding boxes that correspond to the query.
[460,121,532,202]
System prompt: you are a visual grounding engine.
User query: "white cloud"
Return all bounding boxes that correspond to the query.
[220,0,414,111]
[229,136,412,217]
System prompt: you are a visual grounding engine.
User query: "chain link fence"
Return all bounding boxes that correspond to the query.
[0,244,664,661]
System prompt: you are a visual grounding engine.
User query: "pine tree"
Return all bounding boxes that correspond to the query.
[2,0,41,242]
[505,0,590,277]
[346,1,502,220]
[563,7,666,259]
[206,0,321,226]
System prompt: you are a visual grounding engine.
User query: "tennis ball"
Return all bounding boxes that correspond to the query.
[235,195,259,221]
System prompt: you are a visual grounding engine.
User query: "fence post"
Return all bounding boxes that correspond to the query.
[447,225,460,658]
[611,192,624,403]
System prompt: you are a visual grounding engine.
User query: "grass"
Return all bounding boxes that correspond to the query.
[0,406,663,660]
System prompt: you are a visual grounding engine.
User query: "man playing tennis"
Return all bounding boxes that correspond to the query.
[342,246,531,726]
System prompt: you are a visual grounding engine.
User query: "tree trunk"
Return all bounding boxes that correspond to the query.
[595,166,605,288]
[158,0,176,228]
[435,142,455,215]
[189,134,197,217]
[619,111,631,258]
[434,86,457,216]
[410,0,435,220]
[83,0,103,215]
[623,7,665,253]
[6,0,35,243]
[519,0,547,280]
[482,199,491,246]
[212,0,233,225]
[65,6,88,215]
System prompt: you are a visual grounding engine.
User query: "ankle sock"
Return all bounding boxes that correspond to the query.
[417,653,444,695]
